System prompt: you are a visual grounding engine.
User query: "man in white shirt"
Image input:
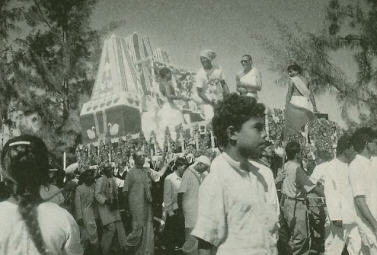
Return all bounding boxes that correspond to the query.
[310,150,333,185]
[308,150,333,253]
[349,127,377,254]
[178,155,211,255]
[323,134,361,255]
[161,157,188,253]
[193,50,229,122]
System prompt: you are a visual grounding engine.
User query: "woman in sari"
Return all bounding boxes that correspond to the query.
[284,63,318,137]
[236,54,262,99]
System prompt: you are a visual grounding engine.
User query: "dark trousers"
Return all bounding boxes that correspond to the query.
[164,212,185,254]
[280,197,310,255]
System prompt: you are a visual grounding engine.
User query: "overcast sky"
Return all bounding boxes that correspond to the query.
[91,0,359,127]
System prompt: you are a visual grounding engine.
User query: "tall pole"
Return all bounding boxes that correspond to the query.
[63,152,66,171]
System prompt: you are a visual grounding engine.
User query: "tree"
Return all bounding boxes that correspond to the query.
[3,0,100,165]
[326,0,377,127]
[252,17,375,128]
[0,0,23,119]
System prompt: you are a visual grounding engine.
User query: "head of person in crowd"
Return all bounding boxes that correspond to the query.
[172,157,189,177]
[159,67,172,82]
[200,49,216,70]
[257,141,274,166]
[193,155,211,173]
[81,169,95,186]
[1,135,50,255]
[133,150,146,169]
[212,93,266,158]
[336,133,356,163]
[351,127,377,157]
[314,149,333,165]
[287,63,302,78]
[47,168,58,186]
[260,141,274,159]
[285,141,301,161]
[101,163,113,178]
[240,54,253,73]
[185,153,195,165]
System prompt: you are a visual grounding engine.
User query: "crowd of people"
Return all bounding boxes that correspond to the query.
[0,50,377,255]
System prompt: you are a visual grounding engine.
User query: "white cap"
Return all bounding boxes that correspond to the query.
[195,155,211,166]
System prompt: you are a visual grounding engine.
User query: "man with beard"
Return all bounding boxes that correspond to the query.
[193,50,229,122]
[124,150,168,255]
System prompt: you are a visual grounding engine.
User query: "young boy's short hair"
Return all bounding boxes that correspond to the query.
[351,127,377,153]
[212,93,265,147]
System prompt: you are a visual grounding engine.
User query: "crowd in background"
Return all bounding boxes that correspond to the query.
[1,49,377,255]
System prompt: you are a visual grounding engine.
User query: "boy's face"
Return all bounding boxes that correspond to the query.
[344,147,356,163]
[176,165,187,177]
[231,117,266,158]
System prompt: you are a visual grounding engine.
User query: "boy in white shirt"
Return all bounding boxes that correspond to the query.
[349,127,377,254]
[191,94,279,255]
[323,134,361,255]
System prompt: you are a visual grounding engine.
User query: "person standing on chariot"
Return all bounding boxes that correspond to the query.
[284,63,318,138]
[142,66,187,147]
[157,67,188,140]
[193,50,229,122]
[236,54,262,99]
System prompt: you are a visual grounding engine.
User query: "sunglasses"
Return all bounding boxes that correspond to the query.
[240,60,250,64]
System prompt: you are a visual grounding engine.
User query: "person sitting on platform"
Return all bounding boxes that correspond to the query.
[236,54,262,99]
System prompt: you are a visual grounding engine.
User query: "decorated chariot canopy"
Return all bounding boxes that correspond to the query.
[80,33,205,145]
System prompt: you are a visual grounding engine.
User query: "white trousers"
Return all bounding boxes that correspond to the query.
[325,223,361,255]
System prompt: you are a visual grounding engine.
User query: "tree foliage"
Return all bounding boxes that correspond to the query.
[253,12,377,128]
[326,0,377,127]
[1,0,101,166]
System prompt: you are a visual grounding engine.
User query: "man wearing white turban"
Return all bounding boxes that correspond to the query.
[199,50,217,61]
[193,50,229,122]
